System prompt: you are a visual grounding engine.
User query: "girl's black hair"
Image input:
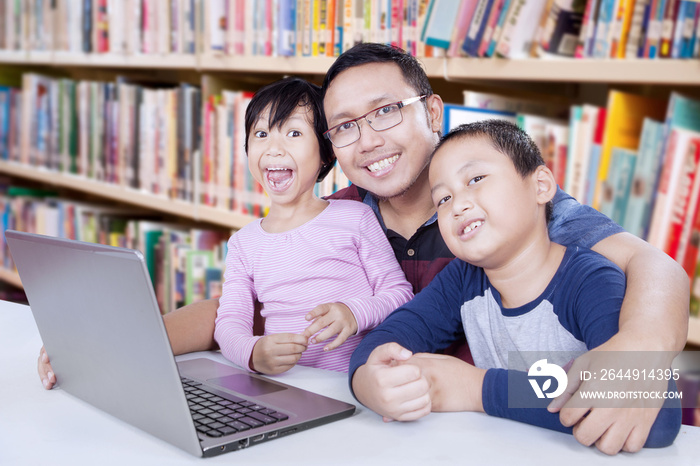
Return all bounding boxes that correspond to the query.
[434,119,553,222]
[245,77,335,182]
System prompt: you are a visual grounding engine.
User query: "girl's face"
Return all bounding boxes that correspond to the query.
[247,104,323,209]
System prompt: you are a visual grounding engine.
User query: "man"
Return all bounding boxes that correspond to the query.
[39,43,688,455]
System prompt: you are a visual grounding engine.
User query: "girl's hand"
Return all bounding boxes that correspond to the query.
[303,303,358,351]
[250,333,308,375]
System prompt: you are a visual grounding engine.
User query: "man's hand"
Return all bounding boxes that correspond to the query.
[548,335,672,455]
[38,346,56,390]
[352,343,431,422]
[250,333,308,375]
[401,353,486,413]
[303,303,358,351]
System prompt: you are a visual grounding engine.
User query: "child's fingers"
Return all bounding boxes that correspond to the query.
[304,303,331,322]
[302,316,327,340]
[323,328,352,351]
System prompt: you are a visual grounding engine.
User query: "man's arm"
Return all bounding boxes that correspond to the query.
[551,232,688,454]
[163,298,220,355]
[591,231,689,352]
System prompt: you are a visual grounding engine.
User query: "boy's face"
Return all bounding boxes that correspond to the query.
[323,62,442,200]
[247,105,323,208]
[429,136,551,269]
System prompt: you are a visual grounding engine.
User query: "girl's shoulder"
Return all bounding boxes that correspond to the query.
[327,198,373,216]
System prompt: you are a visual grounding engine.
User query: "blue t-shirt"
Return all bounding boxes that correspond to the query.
[349,246,681,447]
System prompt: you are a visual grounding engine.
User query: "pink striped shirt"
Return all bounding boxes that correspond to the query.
[214,199,414,373]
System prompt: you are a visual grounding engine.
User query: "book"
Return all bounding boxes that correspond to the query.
[421,0,465,49]
[462,90,568,118]
[462,0,495,56]
[443,103,516,133]
[185,249,214,305]
[645,0,669,57]
[599,146,636,225]
[494,0,548,58]
[623,118,665,239]
[575,0,601,57]
[659,0,680,57]
[592,0,621,58]
[593,90,667,210]
[447,0,480,56]
[625,0,652,58]
[647,128,700,258]
[609,0,635,58]
[537,0,585,58]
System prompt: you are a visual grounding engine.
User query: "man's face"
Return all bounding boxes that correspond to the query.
[323,62,442,200]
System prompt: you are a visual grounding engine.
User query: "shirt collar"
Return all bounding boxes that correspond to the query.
[361,191,438,232]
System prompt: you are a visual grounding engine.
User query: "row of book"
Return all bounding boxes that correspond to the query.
[443,89,700,317]
[2,1,698,59]
[0,73,351,219]
[0,0,197,55]
[428,0,700,59]
[0,185,231,313]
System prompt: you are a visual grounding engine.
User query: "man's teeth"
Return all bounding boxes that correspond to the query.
[463,221,483,234]
[367,155,399,172]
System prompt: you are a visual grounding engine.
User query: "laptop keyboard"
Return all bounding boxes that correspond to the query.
[181,377,289,438]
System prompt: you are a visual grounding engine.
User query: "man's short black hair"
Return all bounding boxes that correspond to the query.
[245,77,335,182]
[322,43,433,100]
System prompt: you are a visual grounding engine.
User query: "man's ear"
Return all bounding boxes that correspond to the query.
[426,94,444,133]
[535,165,557,205]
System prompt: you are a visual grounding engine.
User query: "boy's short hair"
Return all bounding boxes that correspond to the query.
[435,119,553,221]
[245,77,335,182]
[321,43,433,101]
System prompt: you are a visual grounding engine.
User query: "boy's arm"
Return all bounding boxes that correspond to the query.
[349,259,470,418]
[554,232,688,454]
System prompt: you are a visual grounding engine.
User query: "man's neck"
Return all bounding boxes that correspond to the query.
[378,172,435,240]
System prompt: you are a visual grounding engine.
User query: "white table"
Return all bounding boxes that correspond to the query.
[2,299,699,465]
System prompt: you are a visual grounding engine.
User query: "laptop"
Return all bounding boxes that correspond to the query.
[5,230,355,457]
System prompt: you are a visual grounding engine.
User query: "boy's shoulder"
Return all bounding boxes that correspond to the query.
[556,245,626,290]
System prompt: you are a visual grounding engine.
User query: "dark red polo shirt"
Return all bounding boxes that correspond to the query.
[328,184,454,294]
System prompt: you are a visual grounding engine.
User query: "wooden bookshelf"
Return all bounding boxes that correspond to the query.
[2,51,699,86]
[0,161,254,231]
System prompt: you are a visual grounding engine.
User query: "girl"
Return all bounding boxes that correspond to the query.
[214,77,413,375]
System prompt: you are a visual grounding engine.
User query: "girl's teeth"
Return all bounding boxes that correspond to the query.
[367,155,399,172]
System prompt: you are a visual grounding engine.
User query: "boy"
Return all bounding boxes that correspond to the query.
[349,120,681,448]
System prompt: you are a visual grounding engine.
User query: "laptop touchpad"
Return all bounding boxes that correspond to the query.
[208,374,286,396]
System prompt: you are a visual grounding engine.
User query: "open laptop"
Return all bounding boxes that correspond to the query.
[6,230,355,457]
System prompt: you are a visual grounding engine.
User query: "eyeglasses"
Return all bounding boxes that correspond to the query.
[324,95,427,148]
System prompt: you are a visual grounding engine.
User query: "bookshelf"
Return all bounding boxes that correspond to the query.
[1,50,698,85]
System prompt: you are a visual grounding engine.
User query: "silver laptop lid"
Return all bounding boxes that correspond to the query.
[6,230,203,456]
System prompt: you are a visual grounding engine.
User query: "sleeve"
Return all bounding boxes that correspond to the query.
[481,251,681,447]
[339,207,414,333]
[548,187,625,249]
[348,259,474,394]
[482,370,681,448]
[213,234,262,372]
